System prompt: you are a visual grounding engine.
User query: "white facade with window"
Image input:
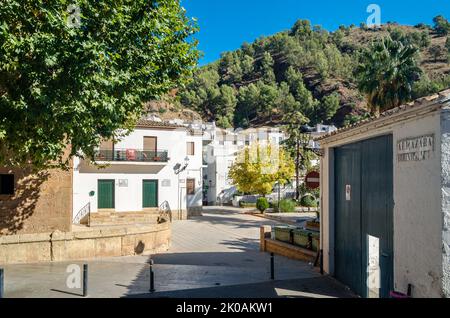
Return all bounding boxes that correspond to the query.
[72,121,203,221]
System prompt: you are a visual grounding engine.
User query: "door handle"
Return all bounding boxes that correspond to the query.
[381,252,389,258]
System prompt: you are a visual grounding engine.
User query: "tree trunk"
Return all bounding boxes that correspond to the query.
[295,139,300,201]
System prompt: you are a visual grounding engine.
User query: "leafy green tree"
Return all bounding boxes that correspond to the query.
[241,55,255,79]
[433,15,450,35]
[219,52,243,84]
[229,143,294,196]
[258,52,276,83]
[290,19,313,38]
[0,0,198,169]
[235,83,260,127]
[213,85,237,128]
[282,111,311,200]
[317,93,340,122]
[257,81,279,118]
[356,36,422,113]
[277,82,300,114]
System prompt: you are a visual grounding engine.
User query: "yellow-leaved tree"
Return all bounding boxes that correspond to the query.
[229,142,294,196]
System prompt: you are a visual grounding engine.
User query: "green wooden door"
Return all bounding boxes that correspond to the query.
[334,135,393,298]
[98,180,115,209]
[143,180,158,208]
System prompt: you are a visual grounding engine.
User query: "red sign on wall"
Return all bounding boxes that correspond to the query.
[305,171,320,190]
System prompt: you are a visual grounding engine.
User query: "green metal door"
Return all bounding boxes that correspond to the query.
[361,135,394,298]
[334,135,393,298]
[335,143,363,296]
[98,180,115,209]
[143,180,158,208]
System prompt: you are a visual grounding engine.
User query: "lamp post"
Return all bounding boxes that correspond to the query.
[174,157,190,218]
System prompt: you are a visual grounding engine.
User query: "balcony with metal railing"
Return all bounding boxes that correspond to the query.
[94,149,169,164]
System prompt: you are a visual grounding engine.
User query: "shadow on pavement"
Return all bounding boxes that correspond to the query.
[125,276,357,299]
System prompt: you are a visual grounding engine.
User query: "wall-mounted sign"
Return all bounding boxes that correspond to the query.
[118,179,128,187]
[397,134,434,162]
[161,179,171,187]
[346,185,351,201]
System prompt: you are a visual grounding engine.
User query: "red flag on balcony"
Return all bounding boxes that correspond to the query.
[126,149,137,161]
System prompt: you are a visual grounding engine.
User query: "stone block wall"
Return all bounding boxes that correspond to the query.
[0,166,72,235]
[0,223,171,264]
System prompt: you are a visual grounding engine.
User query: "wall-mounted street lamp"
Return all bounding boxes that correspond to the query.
[174,157,190,175]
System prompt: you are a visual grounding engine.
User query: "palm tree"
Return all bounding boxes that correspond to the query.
[356,36,422,113]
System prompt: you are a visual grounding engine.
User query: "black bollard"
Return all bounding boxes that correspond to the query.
[0,268,4,298]
[83,264,88,297]
[270,253,275,280]
[149,259,155,293]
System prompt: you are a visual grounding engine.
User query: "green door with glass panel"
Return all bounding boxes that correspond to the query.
[143,180,158,208]
[98,180,115,209]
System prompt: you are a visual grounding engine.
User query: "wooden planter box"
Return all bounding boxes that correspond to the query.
[274,226,294,243]
[293,229,310,248]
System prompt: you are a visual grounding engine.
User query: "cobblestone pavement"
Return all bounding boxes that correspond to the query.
[1,207,355,298]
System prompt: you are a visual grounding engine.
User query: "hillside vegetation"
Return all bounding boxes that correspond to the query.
[178,17,450,128]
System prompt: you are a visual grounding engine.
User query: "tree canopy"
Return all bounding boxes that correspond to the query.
[0,0,199,169]
[356,36,422,113]
[229,143,294,196]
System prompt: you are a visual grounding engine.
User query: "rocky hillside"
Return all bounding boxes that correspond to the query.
[178,18,450,128]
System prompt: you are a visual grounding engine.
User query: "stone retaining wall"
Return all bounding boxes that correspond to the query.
[0,166,72,235]
[0,223,170,265]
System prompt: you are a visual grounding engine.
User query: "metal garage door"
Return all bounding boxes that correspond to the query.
[334,135,393,298]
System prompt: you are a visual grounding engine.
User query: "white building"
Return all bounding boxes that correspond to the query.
[202,123,287,205]
[73,120,203,222]
[318,90,450,298]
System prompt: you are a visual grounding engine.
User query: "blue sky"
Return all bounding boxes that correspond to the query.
[182,0,449,65]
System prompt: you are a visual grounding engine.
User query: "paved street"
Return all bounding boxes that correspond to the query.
[1,207,355,298]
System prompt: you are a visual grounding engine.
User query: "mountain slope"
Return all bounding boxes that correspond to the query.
[179,19,450,128]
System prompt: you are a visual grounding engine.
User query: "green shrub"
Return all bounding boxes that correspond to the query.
[300,195,318,208]
[256,197,269,212]
[273,199,297,213]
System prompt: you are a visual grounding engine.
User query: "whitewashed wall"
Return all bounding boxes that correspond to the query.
[186,133,204,210]
[320,107,445,298]
[73,127,203,218]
